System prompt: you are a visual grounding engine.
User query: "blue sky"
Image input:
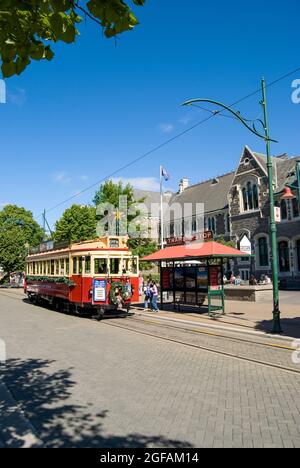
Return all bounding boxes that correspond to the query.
[0,0,299,229]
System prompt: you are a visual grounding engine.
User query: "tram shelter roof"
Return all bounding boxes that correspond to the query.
[143,241,251,262]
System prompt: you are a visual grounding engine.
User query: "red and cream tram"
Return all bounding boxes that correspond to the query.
[25,236,139,318]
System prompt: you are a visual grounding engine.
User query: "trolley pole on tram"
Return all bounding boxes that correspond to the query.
[182,78,283,334]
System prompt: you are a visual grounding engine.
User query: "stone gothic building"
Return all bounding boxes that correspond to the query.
[135,146,300,285]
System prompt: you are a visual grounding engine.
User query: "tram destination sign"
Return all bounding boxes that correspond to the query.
[166,231,213,247]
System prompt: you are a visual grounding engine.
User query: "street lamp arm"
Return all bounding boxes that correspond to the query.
[181,98,278,143]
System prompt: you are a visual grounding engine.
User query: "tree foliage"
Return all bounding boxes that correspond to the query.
[0,0,145,78]
[54,204,97,242]
[0,204,44,273]
[94,179,157,260]
[0,226,27,274]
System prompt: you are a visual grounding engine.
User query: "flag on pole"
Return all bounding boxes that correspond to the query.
[161,166,170,182]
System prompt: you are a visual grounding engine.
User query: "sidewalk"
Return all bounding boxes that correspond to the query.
[0,379,42,448]
[133,299,300,339]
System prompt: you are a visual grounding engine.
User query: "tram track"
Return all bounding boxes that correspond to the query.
[102,318,300,375]
[130,315,294,351]
[2,289,299,375]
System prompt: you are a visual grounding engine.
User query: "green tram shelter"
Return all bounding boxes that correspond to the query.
[143,241,251,316]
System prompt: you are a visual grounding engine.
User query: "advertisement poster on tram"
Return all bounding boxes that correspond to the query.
[93,279,107,302]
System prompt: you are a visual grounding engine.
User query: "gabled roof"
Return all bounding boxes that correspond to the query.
[252,151,300,191]
[143,241,250,261]
[133,189,173,211]
[170,172,235,213]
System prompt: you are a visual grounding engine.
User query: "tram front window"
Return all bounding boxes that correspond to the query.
[94,258,107,275]
[131,257,138,275]
[85,256,91,274]
[110,258,120,275]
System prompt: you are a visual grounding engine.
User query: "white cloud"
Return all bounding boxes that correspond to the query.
[112,177,160,192]
[53,171,72,184]
[0,202,9,208]
[79,175,89,181]
[159,123,174,134]
[179,115,193,126]
[7,87,26,107]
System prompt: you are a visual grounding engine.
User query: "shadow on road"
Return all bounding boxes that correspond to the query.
[0,358,192,448]
[255,317,300,338]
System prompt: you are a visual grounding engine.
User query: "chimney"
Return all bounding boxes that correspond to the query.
[179,177,189,194]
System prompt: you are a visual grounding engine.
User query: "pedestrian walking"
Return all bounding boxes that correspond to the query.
[139,274,144,296]
[144,282,151,309]
[150,281,159,312]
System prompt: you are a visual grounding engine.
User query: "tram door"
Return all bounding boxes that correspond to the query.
[71,256,83,304]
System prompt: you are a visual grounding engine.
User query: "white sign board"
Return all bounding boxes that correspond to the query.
[240,235,252,255]
[274,206,281,223]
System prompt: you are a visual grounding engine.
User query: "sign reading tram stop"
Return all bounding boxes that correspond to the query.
[143,240,251,317]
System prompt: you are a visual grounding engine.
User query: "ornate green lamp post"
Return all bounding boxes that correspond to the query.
[182,78,283,334]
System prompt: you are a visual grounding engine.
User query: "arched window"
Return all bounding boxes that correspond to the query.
[242,181,259,212]
[226,214,231,233]
[280,200,288,220]
[297,240,300,272]
[258,237,269,267]
[278,241,290,272]
[292,198,299,218]
[253,184,259,209]
[242,188,248,211]
[207,217,216,234]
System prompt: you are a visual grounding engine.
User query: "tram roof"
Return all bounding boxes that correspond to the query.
[26,237,130,259]
[142,241,251,262]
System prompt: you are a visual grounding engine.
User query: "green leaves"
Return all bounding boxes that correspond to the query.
[0,204,44,274]
[0,0,145,78]
[87,0,143,38]
[54,205,97,243]
[1,61,15,78]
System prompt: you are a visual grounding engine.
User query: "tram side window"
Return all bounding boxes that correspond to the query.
[55,260,59,276]
[66,258,69,275]
[43,261,47,275]
[85,256,91,275]
[47,261,51,275]
[33,262,36,275]
[60,259,64,276]
[78,257,83,274]
[110,258,120,275]
[73,257,78,275]
[94,258,107,275]
[51,260,55,275]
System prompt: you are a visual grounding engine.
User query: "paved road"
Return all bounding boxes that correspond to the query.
[0,290,300,448]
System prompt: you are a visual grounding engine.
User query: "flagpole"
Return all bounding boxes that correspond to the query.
[160,165,164,250]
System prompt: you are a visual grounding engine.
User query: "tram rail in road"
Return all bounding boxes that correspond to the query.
[1,289,299,375]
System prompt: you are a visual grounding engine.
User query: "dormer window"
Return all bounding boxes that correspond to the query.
[242,181,259,212]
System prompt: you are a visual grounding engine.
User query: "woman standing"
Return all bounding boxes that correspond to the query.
[150,281,159,312]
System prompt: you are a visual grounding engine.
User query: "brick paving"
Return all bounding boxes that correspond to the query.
[0,289,300,448]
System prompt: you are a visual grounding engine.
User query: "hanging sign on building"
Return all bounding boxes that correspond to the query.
[274,206,281,223]
[240,235,252,255]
